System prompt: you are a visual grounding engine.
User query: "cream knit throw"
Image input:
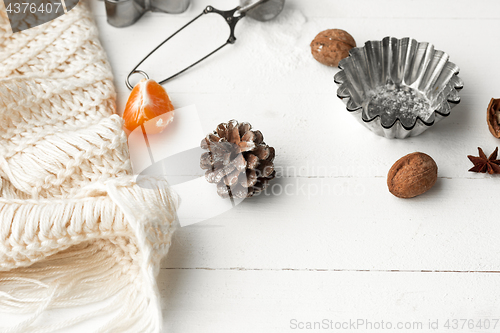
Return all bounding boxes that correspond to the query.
[0,2,179,332]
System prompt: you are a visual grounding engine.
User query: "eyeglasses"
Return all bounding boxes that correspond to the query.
[125,0,285,90]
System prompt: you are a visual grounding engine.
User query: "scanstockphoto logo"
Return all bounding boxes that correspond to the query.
[3,0,79,33]
[129,105,366,227]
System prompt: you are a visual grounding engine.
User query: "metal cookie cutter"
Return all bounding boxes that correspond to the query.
[105,0,190,27]
[126,0,286,89]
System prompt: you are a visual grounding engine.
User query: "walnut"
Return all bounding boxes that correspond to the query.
[487,98,500,138]
[387,152,438,199]
[310,29,356,67]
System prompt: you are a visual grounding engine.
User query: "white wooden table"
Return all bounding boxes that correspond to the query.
[90,0,500,331]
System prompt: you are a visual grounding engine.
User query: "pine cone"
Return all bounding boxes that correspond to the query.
[200,120,276,199]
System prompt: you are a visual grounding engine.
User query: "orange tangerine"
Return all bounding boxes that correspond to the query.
[123,78,175,134]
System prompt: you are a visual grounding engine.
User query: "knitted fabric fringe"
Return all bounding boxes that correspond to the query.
[0,2,178,332]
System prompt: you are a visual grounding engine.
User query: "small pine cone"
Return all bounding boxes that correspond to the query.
[200,120,276,199]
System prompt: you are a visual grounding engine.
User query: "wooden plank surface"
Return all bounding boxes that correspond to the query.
[159,269,500,333]
[87,0,500,331]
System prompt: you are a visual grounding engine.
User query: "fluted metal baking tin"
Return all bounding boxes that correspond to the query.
[334,37,464,139]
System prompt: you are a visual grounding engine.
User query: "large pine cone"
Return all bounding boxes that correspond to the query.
[200,120,276,199]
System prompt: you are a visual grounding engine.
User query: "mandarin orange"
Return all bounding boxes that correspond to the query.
[123,78,175,134]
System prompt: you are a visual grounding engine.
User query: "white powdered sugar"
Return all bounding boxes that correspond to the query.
[237,7,308,76]
[366,85,434,127]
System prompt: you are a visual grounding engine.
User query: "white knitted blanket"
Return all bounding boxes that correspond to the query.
[0,2,178,332]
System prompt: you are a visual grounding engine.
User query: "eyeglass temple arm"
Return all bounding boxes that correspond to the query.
[126,5,248,90]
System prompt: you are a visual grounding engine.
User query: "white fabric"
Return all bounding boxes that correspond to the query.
[0,2,179,332]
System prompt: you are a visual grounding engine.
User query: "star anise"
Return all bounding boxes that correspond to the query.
[467,147,500,174]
